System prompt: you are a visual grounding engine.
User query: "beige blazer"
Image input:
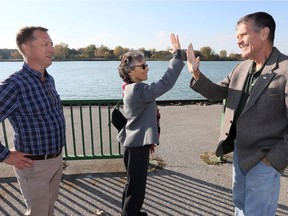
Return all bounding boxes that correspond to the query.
[191,47,288,173]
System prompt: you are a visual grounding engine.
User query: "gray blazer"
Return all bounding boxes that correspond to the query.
[191,47,288,173]
[117,58,185,147]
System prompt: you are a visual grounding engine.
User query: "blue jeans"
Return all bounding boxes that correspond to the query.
[233,147,281,216]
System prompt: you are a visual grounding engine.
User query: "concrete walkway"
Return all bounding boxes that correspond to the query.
[0,104,287,215]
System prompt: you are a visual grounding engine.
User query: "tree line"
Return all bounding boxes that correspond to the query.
[0,43,243,61]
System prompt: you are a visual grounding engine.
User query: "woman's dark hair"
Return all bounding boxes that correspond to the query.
[16,26,48,54]
[237,12,276,44]
[118,50,145,84]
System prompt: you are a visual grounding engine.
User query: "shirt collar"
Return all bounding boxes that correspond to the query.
[23,63,49,80]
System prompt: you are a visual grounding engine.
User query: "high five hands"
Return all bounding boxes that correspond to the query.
[170,34,202,80]
[170,35,202,80]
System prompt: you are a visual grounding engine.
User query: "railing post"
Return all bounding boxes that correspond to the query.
[1,121,9,148]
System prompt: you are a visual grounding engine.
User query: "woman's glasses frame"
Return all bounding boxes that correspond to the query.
[131,63,148,70]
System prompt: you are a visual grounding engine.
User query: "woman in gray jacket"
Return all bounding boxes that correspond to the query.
[117,33,188,216]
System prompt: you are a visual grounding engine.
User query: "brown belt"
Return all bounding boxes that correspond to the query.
[25,151,62,160]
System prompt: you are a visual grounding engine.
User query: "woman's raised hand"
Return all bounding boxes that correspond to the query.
[170,33,181,53]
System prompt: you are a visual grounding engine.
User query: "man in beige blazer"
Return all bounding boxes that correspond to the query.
[187,12,288,216]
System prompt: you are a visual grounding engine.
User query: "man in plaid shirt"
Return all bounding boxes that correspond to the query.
[0,26,65,215]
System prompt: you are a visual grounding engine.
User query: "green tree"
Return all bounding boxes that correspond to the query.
[53,43,69,59]
[95,45,110,58]
[68,48,80,59]
[82,44,97,59]
[113,46,128,58]
[0,49,11,59]
[200,46,213,60]
[152,50,171,60]
[228,53,243,61]
[138,48,152,59]
[10,50,22,59]
[219,50,227,60]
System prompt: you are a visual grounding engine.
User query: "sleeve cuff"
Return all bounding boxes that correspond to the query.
[173,49,182,60]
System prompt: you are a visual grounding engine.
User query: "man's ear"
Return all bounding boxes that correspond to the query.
[21,43,30,55]
[260,27,270,41]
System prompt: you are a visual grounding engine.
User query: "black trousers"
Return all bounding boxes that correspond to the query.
[122,145,150,216]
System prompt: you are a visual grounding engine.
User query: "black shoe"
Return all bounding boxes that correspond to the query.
[139,211,148,216]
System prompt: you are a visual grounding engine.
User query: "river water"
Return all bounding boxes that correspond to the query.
[0,61,240,100]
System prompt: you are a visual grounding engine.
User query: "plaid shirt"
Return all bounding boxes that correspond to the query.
[0,63,65,160]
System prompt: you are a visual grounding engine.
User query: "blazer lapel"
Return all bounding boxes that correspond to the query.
[228,62,252,112]
[242,69,275,113]
[240,48,280,116]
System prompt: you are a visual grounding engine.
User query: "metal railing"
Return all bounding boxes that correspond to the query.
[0,99,123,160]
[1,99,218,161]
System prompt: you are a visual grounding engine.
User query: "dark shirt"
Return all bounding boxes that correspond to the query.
[234,62,264,123]
[0,63,66,160]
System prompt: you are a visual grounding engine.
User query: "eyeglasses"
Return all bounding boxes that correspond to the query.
[132,63,148,70]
